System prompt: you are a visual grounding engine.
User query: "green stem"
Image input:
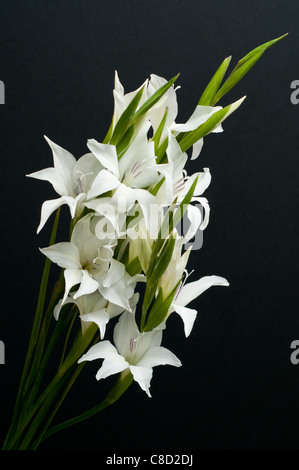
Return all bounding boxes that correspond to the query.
[59,307,78,368]
[20,270,65,412]
[2,208,61,448]
[2,323,98,450]
[18,302,76,426]
[31,331,100,450]
[43,370,134,442]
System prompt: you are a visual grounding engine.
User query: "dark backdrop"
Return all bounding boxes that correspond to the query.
[0,0,299,452]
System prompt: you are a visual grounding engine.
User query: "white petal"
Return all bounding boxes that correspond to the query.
[63,268,82,303]
[135,329,163,362]
[171,304,197,337]
[170,105,223,133]
[182,168,211,198]
[114,70,124,95]
[191,138,204,160]
[134,189,158,232]
[176,275,229,308]
[87,139,119,178]
[102,259,125,288]
[98,281,132,313]
[37,194,87,233]
[39,242,81,269]
[72,152,102,194]
[183,204,202,243]
[129,365,153,397]
[113,311,139,357]
[87,169,120,199]
[195,197,210,230]
[53,299,64,321]
[138,346,182,368]
[44,135,76,195]
[96,356,128,380]
[78,340,118,362]
[73,270,99,299]
[37,197,65,234]
[80,309,110,339]
[26,167,68,197]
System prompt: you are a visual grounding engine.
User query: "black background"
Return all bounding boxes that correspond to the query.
[0,0,299,452]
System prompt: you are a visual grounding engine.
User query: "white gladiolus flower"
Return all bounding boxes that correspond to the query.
[78,311,182,397]
[54,290,140,338]
[40,214,142,311]
[27,136,104,233]
[86,121,160,230]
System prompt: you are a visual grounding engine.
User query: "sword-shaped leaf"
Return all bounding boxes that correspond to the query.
[211,33,288,105]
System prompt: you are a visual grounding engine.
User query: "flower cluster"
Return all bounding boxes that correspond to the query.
[27,71,243,397]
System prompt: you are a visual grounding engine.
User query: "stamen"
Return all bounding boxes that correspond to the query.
[130,338,135,353]
[78,176,84,193]
[131,161,142,174]
[133,170,143,179]
[173,178,186,194]
[174,281,183,300]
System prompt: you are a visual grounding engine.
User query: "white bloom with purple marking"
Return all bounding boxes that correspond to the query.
[78,310,181,397]
[40,214,142,312]
[27,136,104,233]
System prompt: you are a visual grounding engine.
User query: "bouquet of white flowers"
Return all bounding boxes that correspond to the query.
[2,34,286,450]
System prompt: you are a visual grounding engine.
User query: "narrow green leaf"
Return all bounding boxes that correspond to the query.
[146,198,178,281]
[211,33,288,105]
[142,281,180,332]
[110,85,145,145]
[153,107,169,152]
[150,176,165,196]
[43,371,133,443]
[232,33,288,71]
[155,136,168,164]
[126,256,142,276]
[198,56,232,106]
[116,123,135,160]
[148,235,176,287]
